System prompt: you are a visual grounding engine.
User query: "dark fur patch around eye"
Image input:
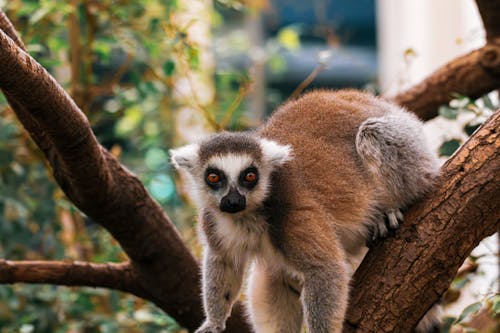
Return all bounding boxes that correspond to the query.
[205,168,226,190]
[239,166,259,189]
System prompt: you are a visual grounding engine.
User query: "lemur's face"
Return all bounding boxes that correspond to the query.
[201,154,264,213]
[170,132,292,214]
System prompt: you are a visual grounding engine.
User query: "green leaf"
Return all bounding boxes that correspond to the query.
[277,26,300,50]
[440,316,456,333]
[162,60,176,77]
[492,295,500,316]
[187,46,200,69]
[463,123,481,136]
[115,106,143,136]
[439,106,458,120]
[456,302,482,323]
[439,139,461,157]
[29,7,50,24]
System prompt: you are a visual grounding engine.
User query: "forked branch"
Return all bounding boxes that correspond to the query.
[392,0,500,120]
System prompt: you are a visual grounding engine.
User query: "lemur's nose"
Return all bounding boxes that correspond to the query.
[220,187,246,213]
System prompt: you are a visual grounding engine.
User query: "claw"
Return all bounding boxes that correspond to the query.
[386,209,402,230]
[366,209,404,246]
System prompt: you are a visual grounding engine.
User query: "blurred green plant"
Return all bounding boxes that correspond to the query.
[441,294,500,333]
[438,93,497,157]
[0,0,251,332]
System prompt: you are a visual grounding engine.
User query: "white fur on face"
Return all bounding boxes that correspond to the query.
[207,154,254,186]
[169,143,200,170]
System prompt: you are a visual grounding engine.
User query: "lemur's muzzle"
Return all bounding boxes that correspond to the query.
[220,187,246,213]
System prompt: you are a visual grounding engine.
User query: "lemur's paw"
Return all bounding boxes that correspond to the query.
[385,208,403,231]
[195,321,225,333]
[366,209,403,247]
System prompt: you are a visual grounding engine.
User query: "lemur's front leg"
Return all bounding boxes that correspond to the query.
[196,248,247,333]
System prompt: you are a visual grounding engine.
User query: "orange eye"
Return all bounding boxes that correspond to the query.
[245,171,257,182]
[206,173,220,183]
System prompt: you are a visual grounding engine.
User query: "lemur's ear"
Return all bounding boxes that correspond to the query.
[170,143,199,170]
[260,139,293,167]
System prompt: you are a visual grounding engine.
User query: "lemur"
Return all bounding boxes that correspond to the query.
[170,90,440,333]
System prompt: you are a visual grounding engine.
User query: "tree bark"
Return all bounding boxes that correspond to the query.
[345,110,500,332]
[0,260,141,293]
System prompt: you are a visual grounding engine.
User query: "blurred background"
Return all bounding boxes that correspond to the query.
[0,0,497,332]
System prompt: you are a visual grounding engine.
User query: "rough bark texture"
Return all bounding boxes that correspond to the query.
[345,111,500,332]
[0,15,250,333]
[0,1,499,332]
[392,0,500,120]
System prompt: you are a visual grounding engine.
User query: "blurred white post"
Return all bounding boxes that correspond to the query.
[245,10,266,124]
[377,0,485,95]
[173,0,215,143]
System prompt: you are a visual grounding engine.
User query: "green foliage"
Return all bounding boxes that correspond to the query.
[439,139,461,157]
[441,295,500,333]
[438,93,497,157]
[0,0,249,331]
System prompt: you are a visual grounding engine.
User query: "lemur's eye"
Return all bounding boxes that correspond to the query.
[240,167,259,189]
[206,173,221,184]
[244,171,257,182]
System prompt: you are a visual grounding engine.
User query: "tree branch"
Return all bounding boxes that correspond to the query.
[391,44,500,121]
[391,0,500,120]
[345,110,500,332]
[475,0,500,43]
[0,260,143,294]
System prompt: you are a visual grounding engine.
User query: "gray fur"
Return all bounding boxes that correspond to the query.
[301,265,349,333]
[199,132,262,164]
[356,105,440,209]
[196,247,247,333]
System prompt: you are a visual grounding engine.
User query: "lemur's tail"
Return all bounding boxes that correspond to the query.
[355,105,439,209]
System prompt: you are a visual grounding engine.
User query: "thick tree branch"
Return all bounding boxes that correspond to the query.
[391,0,500,120]
[391,44,500,121]
[0,260,143,295]
[0,11,25,51]
[475,0,500,43]
[345,110,500,332]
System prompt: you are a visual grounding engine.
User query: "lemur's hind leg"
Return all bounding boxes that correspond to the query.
[356,105,439,243]
[247,263,303,333]
[356,107,439,207]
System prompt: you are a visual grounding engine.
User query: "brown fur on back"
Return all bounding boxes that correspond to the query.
[258,90,386,252]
